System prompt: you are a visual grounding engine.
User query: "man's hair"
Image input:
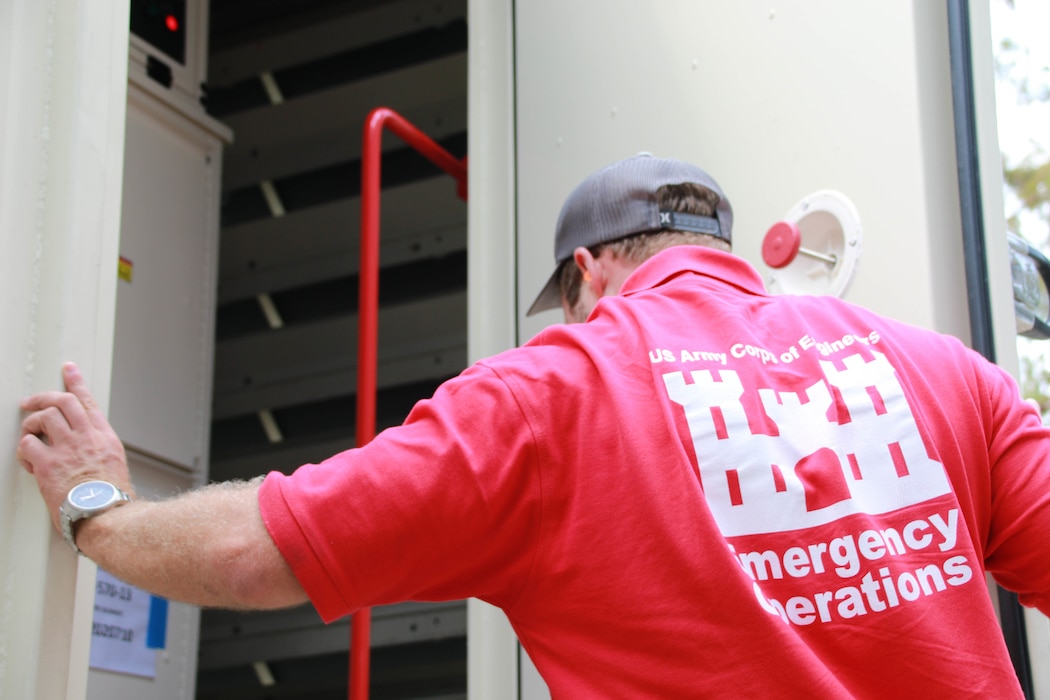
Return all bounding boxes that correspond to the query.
[557,182,730,309]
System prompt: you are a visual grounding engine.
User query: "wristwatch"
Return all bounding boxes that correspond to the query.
[59,480,131,554]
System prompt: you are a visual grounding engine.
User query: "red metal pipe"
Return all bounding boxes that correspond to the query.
[351,106,467,700]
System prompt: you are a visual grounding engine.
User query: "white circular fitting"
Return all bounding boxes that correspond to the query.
[762,190,862,299]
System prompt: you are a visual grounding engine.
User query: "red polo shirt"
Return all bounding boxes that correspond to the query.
[261,246,1050,698]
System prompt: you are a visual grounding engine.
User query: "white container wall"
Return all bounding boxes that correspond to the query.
[0,1,130,698]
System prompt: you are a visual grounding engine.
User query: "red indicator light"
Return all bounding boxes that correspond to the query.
[165,14,179,32]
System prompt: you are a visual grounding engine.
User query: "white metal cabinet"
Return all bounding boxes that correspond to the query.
[108,78,227,474]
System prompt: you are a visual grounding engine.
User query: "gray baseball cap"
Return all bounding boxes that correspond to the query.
[527,153,734,316]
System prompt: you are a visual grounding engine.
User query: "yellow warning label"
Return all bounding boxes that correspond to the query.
[118,256,133,283]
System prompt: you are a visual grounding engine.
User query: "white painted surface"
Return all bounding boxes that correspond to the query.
[0,1,130,698]
[515,1,970,344]
[467,0,523,697]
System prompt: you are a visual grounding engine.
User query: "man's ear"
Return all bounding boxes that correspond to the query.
[573,247,604,296]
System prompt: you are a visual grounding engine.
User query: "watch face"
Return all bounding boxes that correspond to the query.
[70,481,119,510]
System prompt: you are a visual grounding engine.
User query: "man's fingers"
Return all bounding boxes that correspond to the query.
[21,390,69,413]
[19,364,95,433]
[15,434,44,474]
[62,363,108,431]
[23,392,88,432]
[21,405,72,443]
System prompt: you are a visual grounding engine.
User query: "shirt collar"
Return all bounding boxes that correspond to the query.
[619,246,769,298]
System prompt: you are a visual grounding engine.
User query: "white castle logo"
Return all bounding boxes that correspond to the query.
[663,350,951,537]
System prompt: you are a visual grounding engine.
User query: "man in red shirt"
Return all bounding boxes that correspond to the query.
[19,154,1050,697]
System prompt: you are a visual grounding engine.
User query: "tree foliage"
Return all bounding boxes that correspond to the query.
[1003,150,1050,243]
[1018,338,1050,412]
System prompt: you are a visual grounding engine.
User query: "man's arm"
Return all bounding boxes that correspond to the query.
[17,362,308,610]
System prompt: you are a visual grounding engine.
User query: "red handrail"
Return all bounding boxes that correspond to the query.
[352,107,468,700]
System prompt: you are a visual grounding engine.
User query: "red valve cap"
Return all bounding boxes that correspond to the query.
[762,221,802,269]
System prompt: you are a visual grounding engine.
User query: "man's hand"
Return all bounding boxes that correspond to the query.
[15,363,307,610]
[17,363,133,533]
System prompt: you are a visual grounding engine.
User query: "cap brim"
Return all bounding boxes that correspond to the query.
[526,269,562,316]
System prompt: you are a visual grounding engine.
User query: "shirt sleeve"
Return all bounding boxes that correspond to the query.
[258,362,543,623]
[978,357,1050,616]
